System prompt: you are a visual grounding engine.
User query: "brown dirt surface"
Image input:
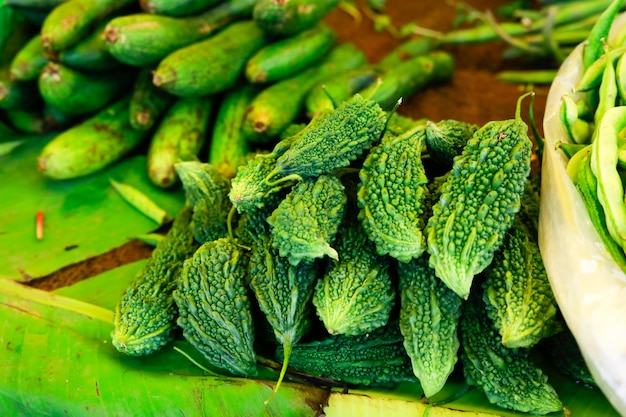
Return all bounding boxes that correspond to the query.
[31,0,555,290]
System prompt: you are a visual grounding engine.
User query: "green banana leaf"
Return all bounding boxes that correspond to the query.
[0,278,329,417]
[0,135,185,281]
[5,263,615,417]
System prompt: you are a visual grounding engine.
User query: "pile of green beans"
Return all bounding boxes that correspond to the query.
[558,0,626,272]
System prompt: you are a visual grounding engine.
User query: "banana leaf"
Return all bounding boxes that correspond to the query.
[0,135,185,281]
[10,264,617,417]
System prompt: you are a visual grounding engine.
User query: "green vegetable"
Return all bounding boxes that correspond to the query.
[174,161,232,245]
[358,50,455,111]
[140,0,221,16]
[208,83,256,179]
[103,0,256,67]
[173,237,258,377]
[40,0,136,52]
[242,42,368,143]
[153,20,268,97]
[37,95,149,180]
[425,93,534,299]
[425,119,479,166]
[38,61,133,116]
[111,206,199,356]
[5,107,46,133]
[264,93,387,185]
[581,0,625,70]
[357,125,429,263]
[253,0,340,36]
[559,94,593,145]
[278,321,415,386]
[128,66,175,131]
[398,255,462,398]
[459,292,563,415]
[56,18,124,71]
[482,216,558,349]
[0,64,40,110]
[245,23,336,84]
[312,218,395,336]
[542,328,597,387]
[228,152,295,216]
[147,96,213,188]
[248,223,318,402]
[267,174,346,265]
[109,179,170,225]
[9,33,49,81]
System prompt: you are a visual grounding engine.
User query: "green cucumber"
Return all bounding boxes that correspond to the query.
[253,0,340,36]
[9,33,49,81]
[359,50,455,110]
[147,96,214,188]
[245,23,336,84]
[38,61,134,116]
[5,0,68,7]
[208,83,257,179]
[57,19,124,71]
[129,66,175,131]
[140,0,221,17]
[38,95,148,179]
[242,42,368,143]
[40,0,136,52]
[5,106,46,133]
[0,63,40,110]
[103,0,257,67]
[153,20,269,97]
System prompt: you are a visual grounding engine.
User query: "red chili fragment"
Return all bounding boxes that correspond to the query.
[36,211,44,240]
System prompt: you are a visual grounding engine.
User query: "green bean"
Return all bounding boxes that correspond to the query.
[582,0,625,70]
[575,45,626,92]
[590,106,626,251]
[559,94,593,144]
[616,52,626,103]
[496,69,557,84]
[557,141,588,159]
[594,47,618,125]
[109,179,170,225]
[566,143,591,181]
[573,146,626,272]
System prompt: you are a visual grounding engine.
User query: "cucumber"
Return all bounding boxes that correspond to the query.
[153,20,268,97]
[9,33,49,81]
[40,0,136,52]
[253,0,340,36]
[5,106,46,133]
[129,66,175,131]
[38,95,148,180]
[0,63,40,110]
[38,61,134,116]
[147,96,214,188]
[5,0,68,7]
[140,0,221,17]
[57,19,124,71]
[359,50,455,110]
[245,23,336,84]
[103,0,257,67]
[242,42,368,143]
[209,83,257,179]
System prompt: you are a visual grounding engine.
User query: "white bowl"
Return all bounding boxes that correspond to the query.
[540,13,626,417]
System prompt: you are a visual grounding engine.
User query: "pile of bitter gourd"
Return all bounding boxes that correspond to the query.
[0,0,451,188]
[111,87,598,414]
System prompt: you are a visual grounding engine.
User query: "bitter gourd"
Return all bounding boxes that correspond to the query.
[173,237,257,377]
[426,93,534,299]
[278,321,415,386]
[459,292,563,415]
[425,119,479,166]
[357,125,429,263]
[398,254,463,398]
[266,174,347,266]
[312,217,395,336]
[174,161,232,245]
[112,206,198,356]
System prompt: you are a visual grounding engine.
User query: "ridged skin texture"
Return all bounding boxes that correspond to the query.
[426,118,533,299]
[174,237,257,377]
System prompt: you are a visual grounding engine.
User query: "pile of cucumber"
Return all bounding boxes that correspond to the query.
[0,0,453,188]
